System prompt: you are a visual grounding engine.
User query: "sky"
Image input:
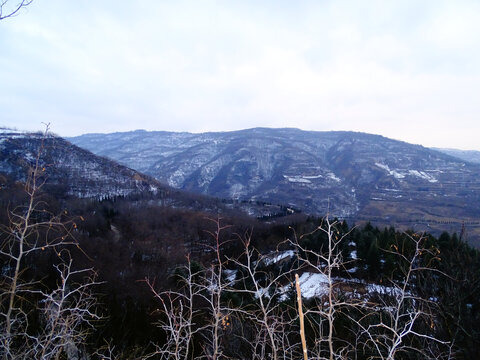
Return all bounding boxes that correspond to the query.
[1,0,480,150]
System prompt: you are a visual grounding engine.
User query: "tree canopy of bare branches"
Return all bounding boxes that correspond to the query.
[0,126,100,360]
[0,0,33,21]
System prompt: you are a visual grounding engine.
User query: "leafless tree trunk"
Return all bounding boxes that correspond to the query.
[296,274,308,360]
[291,215,358,360]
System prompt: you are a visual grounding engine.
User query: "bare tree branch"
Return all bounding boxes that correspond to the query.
[0,0,33,21]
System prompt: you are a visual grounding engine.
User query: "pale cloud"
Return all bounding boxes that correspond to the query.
[1,0,480,150]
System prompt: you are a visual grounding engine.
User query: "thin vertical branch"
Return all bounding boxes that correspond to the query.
[296,274,308,360]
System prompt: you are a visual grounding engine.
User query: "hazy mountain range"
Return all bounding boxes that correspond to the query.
[1,127,479,243]
[432,148,480,164]
[69,128,480,244]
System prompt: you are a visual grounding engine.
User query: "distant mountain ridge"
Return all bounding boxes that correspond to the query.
[433,148,480,164]
[69,128,480,244]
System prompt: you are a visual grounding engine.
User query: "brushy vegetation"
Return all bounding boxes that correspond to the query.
[1,174,479,359]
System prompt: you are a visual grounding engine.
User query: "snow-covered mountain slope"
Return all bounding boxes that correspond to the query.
[0,129,296,219]
[70,128,480,241]
[0,129,165,199]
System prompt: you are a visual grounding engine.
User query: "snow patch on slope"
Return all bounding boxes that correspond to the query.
[408,170,438,183]
[283,175,311,183]
[375,163,438,183]
[263,250,295,266]
[297,272,329,298]
[283,172,341,184]
[375,162,405,179]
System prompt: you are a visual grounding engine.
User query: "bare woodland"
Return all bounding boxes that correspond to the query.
[141,217,454,360]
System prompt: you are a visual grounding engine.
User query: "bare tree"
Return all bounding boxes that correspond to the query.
[291,216,359,360]
[144,255,204,360]
[0,127,100,359]
[0,0,33,20]
[35,253,100,360]
[226,231,300,360]
[358,233,450,359]
[146,217,232,360]
[197,217,231,360]
[0,127,72,357]
[148,214,454,359]
[92,339,117,360]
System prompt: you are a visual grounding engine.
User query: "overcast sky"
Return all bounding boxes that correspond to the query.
[1,0,480,150]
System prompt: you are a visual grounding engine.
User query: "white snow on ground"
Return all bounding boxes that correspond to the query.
[408,170,438,183]
[374,162,390,172]
[350,250,357,260]
[297,272,329,298]
[327,172,341,182]
[224,269,237,284]
[366,283,404,297]
[283,173,340,184]
[375,162,405,179]
[169,169,188,187]
[0,128,27,135]
[263,250,295,265]
[250,271,413,302]
[253,272,330,300]
[375,162,438,183]
[283,175,311,184]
